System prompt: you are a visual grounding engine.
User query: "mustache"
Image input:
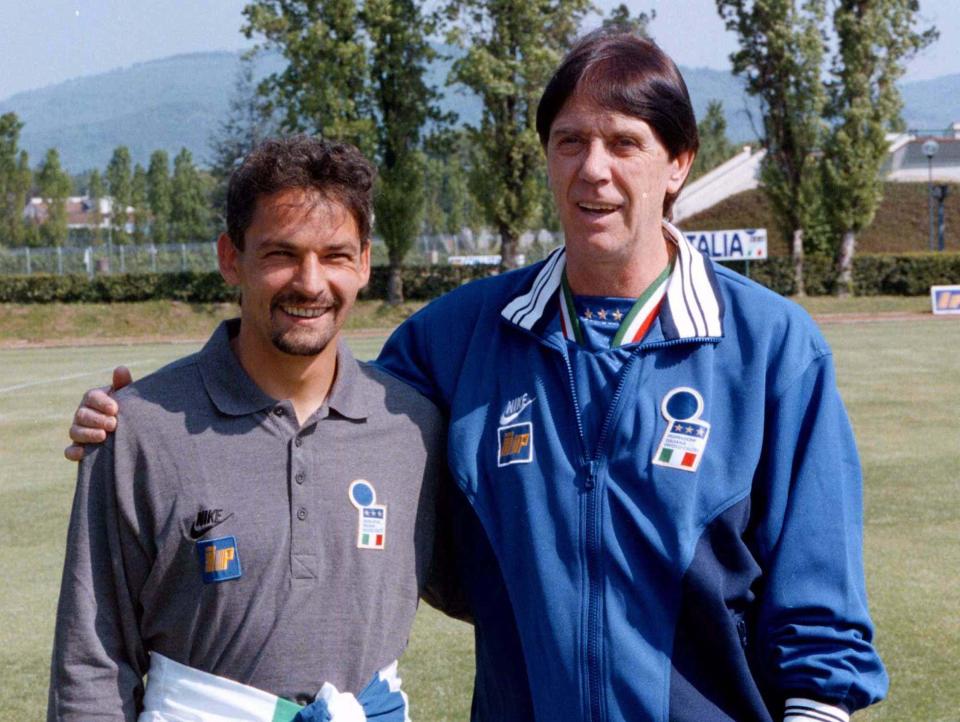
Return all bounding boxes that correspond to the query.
[270,291,339,310]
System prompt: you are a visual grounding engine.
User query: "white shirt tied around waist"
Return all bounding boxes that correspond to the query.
[139,652,403,722]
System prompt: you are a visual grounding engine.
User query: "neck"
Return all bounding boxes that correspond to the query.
[231,326,339,425]
[565,224,673,297]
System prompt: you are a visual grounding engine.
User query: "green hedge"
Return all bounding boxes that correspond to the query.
[720,252,960,296]
[0,272,238,303]
[2,253,958,303]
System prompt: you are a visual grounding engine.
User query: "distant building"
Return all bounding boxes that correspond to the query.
[883,123,960,182]
[23,196,131,234]
[673,122,960,222]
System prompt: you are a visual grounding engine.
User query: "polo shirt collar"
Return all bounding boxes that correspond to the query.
[325,341,370,421]
[500,220,725,341]
[199,319,276,416]
[198,319,370,420]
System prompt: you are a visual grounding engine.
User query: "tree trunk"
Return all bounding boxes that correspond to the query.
[387,261,403,306]
[835,229,856,297]
[791,227,806,297]
[499,223,520,272]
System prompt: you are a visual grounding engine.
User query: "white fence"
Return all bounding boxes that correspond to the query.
[0,242,219,276]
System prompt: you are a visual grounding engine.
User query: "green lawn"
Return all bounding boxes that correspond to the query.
[1,316,957,720]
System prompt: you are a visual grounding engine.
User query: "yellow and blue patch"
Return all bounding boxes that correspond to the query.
[196,535,242,583]
[498,422,534,467]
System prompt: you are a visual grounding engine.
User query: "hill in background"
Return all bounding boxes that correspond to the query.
[2,49,958,174]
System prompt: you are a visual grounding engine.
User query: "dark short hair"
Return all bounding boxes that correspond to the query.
[226,135,376,250]
[536,30,699,217]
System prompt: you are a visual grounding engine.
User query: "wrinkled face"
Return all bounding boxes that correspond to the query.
[546,94,691,261]
[219,187,370,357]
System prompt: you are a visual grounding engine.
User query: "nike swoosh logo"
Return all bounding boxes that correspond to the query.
[189,512,234,540]
[499,398,535,426]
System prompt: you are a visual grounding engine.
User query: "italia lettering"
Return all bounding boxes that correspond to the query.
[204,545,235,573]
[500,431,530,458]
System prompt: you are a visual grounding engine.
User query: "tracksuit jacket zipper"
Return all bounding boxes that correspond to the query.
[554,335,710,722]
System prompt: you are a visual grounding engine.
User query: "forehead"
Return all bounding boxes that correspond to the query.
[550,94,654,137]
[247,188,360,246]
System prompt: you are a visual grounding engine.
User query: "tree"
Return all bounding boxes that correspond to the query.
[36,148,72,246]
[823,0,936,294]
[242,0,374,157]
[444,0,592,270]
[365,0,444,303]
[717,0,828,296]
[209,54,276,224]
[170,149,212,242]
[0,113,32,247]
[602,4,655,36]
[106,146,133,243]
[689,100,736,182]
[87,169,105,245]
[130,164,150,244]
[243,0,444,304]
[147,150,173,244]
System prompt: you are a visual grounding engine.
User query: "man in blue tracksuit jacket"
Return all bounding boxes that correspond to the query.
[376,30,887,722]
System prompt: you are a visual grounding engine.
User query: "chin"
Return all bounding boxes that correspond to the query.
[270,328,336,357]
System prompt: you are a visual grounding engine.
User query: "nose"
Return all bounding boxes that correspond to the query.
[578,139,612,184]
[293,253,327,298]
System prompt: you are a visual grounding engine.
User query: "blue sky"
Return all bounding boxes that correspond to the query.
[1,0,956,102]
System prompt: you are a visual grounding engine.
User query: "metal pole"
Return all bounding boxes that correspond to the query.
[928,156,934,251]
[25,247,31,275]
[57,246,63,275]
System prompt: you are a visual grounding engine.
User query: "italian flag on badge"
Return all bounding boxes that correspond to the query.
[652,388,711,473]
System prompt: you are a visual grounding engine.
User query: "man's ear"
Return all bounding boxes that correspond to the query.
[358,242,372,289]
[217,233,241,286]
[667,150,695,195]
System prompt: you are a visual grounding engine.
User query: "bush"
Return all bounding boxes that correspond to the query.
[2,253,958,304]
[0,272,238,303]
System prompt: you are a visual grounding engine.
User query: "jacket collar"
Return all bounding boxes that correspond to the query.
[500,221,725,341]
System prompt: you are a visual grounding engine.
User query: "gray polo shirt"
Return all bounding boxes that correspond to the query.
[48,319,447,720]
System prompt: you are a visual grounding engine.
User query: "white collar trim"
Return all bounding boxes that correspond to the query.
[500,220,724,340]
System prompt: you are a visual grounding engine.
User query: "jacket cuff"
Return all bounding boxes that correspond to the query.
[784,698,849,722]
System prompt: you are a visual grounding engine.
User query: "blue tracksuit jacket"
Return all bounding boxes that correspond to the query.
[377,230,887,721]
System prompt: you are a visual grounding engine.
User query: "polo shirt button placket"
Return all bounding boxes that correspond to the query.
[295,472,305,485]
[294,437,303,448]
[297,507,307,521]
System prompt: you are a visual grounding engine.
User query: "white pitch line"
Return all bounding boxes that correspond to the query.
[0,361,156,395]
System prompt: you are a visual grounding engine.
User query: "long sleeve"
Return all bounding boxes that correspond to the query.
[751,352,888,714]
[47,442,149,721]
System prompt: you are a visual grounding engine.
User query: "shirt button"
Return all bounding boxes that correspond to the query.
[294,437,303,448]
[297,507,307,521]
[273,407,284,417]
[295,472,305,485]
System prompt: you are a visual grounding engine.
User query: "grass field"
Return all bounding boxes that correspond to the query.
[1,314,957,720]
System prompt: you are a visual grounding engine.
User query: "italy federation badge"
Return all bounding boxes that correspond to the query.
[652,387,711,472]
[349,479,387,550]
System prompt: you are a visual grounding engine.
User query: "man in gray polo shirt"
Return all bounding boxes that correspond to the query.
[48,136,448,721]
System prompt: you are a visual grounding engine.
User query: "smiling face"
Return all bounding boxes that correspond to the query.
[546,93,692,270]
[218,187,370,360]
